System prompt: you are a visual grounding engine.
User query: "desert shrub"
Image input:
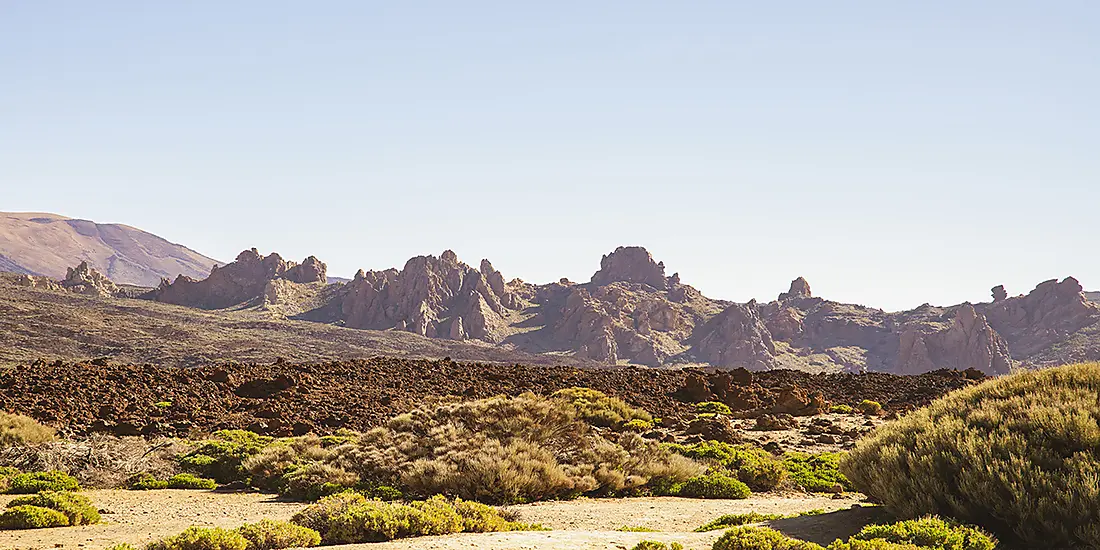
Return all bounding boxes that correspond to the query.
[841,362,1100,548]
[179,430,273,484]
[830,404,854,414]
[0,412,55,447]
[6,470,80,493]
[7,490,100,525]
[551,387,653,428]
[329,393,699,504]
[696,512,786,531]
[167,473,217,490]
[617,525,659,532]
[783,452,851,493]
[632,542,684,550]
[290,493,543,544]
[623,419,655,432]
[236,519,321,549]
[666,441,786,491]
[128,472,169,490]
[106,545,139,550]
[823,517,995,550]
[712,526,825,550]
[0,504,70,529]
[319,429,361,447]
[146,526,249,550]
[676,472,751,499]
[695,402,733,415]
[0,466,20,492]
[278,463,359,501]
[856,400,883,416]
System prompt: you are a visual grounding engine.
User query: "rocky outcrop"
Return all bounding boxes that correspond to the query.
[895,304,1012,375]
[149,249,328,310]
[978,277,1100,357]
[691,301,777,370]
[59,261,120,297]
[991,285,1008,302]
[591,246,677,290]
[779,277,812,301]
[338,251,522,342]
[13,273,63,291]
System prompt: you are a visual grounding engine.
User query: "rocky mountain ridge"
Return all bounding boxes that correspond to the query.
[124,244,1100,375]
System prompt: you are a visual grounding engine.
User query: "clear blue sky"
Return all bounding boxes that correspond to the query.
[2,1,1098,311]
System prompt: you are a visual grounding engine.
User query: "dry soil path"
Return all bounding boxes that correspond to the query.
[0,490,868,550]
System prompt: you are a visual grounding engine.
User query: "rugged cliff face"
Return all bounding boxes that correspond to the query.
[120,245,1100,374]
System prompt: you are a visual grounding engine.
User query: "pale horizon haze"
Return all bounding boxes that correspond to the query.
[2,1,1098,311]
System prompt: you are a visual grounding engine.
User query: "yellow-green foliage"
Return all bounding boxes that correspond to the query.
[712,526,825,550]
[665,441,787,491]
[783,452,851,493]
[824,517,996,550]
[695,512,786,532]
[236,519,321,549]
[106,545,139,550]
[617,525,659,532]
[6,471,80,494]
[290,493,545,544]
[842,362,1100,548]
[0,412,55,447]
[167,473,217,490]
[0,505,70,529]
[279,463,359,501]
[0,466,20,493]
[146,526,249,550]
[129,472,169,490]
[830,404,854,414]
[856,400,883,416]
[695,402,733,415]
[623,419,655,432]
[632,542,684,550]
[551,387,653,428]
[675,472,751,499]
[179,430,273,484]
[331,393,701,504]
[7,491,100,525]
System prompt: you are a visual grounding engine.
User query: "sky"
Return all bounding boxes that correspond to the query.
[2,1,1098,311]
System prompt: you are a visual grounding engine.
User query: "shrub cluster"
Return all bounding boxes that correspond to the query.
[666,441,851,494]
[842,362,1100,548]
[0,490,99,530]
[706,516,996,550]
[632,542,684,550]
[783,452,851,493]
[0,412,55,447]
[673,472,751,499]
[695,512,786,532]
[6,470,80,494]
[856,400,883,416]
[178,430,273,484]
[712,526,824,550]
[695,402,733,416]
[550,387,653,429]
[290,493,544,544]
[146,521,320,550]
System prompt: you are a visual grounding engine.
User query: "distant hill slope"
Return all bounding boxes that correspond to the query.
[0,212,220,287]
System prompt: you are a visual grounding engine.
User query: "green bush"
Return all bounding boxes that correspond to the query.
[856,400,883,416]
[632,542,684,550]
[0,505,70,529]
[168,473,218,490]
[676,472,751,499]
[824,517,996,550]
[6,471,80,494]
[179,430,273,484]
[551,387,653,428]
[0,466,20,493]
[696,512,786,531]
[623,419,655,432]
[146,526,250,550]
[278,463,359,501]
[783,452,851,493]
[830,404,854,414]
[128,473,169,490]
[290,493,544,544]
[666,441,787,491]
[7,490,100,525]
[695,402,733,415]
[106,545,139,550]
[617,525,659,532]
[0,412,55,447]
[841,362,1100,548]
[236,519,321,549]
[712,526,825,550]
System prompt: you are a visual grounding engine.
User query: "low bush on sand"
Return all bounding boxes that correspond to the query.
[550,387,653,429]
[673,472,751,499]
[236,519,321,549]
[167,473,217,490]
[0,505,70,529]
[0,412,55,447]
[783,452,851,493]
[632,542,684,550]
[7,490,100,525]
[712,526,824,550]
[842,362,1100,548]
[178,430,273,484]
[146,526,249,550]
[695,512,787,532]
[665,441,787,491]
[695,402,733,415]
[6,470,80,493]
[128,473,169,490]
[290,493,544,544]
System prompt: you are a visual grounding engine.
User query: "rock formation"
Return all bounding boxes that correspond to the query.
[779,277,812,301]
[978,277,1100,357]
[60,261,120,297]
[591,246,677,290]
[691,301,778,370]
[149,249,328,309]
[895,304,1012,375]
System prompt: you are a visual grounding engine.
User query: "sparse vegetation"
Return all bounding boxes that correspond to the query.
[6,470,80,493]
[835,517,996,550]
[551,387,654,429]
[856,400,883,416]
[695,512,786,531]
[129,473,169,490]
[665,441,787,491]
[167,473,218,490]
[146,526,249,550]
[179,430,273,484]
[290,493,545,544]
[712,526,824,550]
[829,404,854,414]
[6,490,100,525]
[675,472,751,499]
[0,412,55,447]
[617,525,659,532]
[632,542,684,550]
[0,504,70,529]
[695,402,733,415]
[783,452,851,493]
[236,519,321,549]
[843,362,1100,548]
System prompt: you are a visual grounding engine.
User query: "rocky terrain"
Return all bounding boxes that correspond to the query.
[134,245,1100,375]
[0,356,979,439]
[0,212,219,287]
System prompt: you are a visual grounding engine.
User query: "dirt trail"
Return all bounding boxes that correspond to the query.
[0,491,866,550]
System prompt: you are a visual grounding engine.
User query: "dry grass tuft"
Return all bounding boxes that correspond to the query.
[0,435,185,489]
[0,412,55,447]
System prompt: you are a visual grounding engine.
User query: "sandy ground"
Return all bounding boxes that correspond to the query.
[0,490,873,550]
